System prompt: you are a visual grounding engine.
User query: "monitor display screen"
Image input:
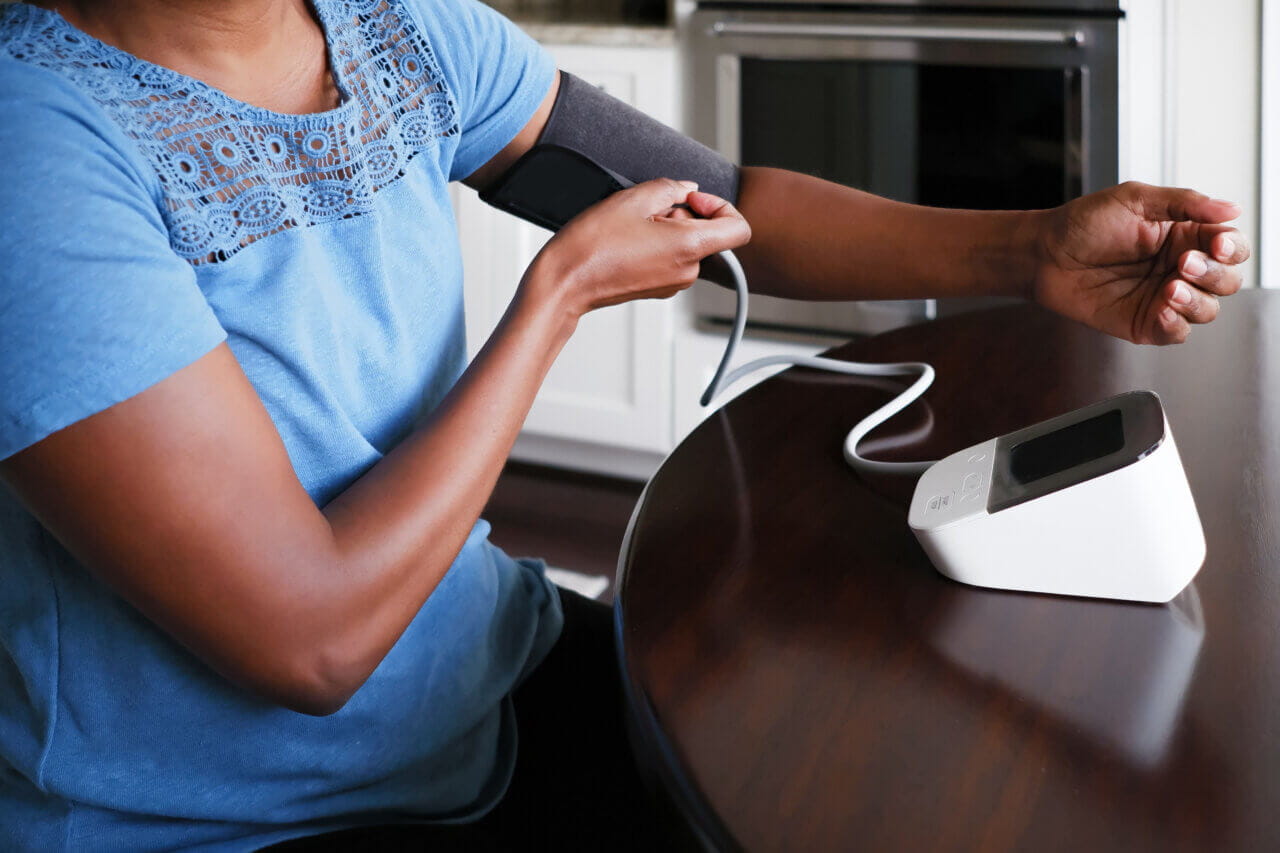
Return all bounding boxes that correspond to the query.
[1009,409,1125,485]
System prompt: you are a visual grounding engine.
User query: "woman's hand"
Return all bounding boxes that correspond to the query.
[1033,181,1250,345]
[519,179,752,324]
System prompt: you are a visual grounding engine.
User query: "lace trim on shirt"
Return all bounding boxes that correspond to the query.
[1,0,458,265]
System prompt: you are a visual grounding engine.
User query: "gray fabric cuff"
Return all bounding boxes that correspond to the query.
[537,71,740,204]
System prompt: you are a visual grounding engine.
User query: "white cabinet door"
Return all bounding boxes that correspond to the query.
[456,44,679,457]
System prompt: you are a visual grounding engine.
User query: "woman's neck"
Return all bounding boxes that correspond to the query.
[32,0,341,114]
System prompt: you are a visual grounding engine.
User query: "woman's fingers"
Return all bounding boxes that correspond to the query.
[1150,220,1247,344]
[676,190,752,256]
[1164,277,1220,327]
[1153,306,1190,344]
[679,211,752,258]
[1121,181,1242,224]
[1211,228,1249,265]
[619,178,700,215]
[685,190,741,220]
[1186,223,1250,266]
[1178,247,1243,296]
[620,181,751,260]
[616,182,751,252]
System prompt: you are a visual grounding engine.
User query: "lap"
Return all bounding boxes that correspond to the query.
[266,589,695,852]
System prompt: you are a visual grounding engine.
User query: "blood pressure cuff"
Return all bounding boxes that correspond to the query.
[479,71,739,231]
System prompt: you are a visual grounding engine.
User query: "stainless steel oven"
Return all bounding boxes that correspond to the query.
[683,0,1122,337]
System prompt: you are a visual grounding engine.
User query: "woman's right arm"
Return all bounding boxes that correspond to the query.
[0,178,750,716]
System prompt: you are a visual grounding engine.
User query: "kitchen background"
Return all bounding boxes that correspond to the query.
[460,0,1275,481]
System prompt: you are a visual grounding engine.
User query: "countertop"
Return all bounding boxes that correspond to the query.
[515,21,675,47]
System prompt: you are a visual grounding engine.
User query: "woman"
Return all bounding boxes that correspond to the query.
[0,0,1248,849]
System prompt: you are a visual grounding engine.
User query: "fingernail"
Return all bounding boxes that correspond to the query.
[1219,237,1235,259]
[1161,307,1178,324]
[679,180,698,190]
[1183,254,1207,277]
[1171,282,1192,305]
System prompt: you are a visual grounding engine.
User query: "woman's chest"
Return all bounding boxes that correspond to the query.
[194,172,471,498]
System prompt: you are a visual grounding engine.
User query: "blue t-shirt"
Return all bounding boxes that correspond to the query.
[0,1,563,849]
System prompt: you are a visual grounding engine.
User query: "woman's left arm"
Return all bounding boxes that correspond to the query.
[467,73,1250,346]
[727,167,1250,345]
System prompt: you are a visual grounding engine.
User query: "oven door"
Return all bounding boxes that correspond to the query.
[684,7,1119,337]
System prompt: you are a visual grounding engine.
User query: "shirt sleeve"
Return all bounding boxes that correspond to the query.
[403,0,556,182]
[0,60,227,460]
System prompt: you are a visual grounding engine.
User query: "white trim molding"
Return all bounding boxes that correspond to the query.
[1263,0,1278,288]
[1119,0,1174,186]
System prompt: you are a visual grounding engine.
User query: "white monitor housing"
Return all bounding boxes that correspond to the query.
[908,391,1205,603]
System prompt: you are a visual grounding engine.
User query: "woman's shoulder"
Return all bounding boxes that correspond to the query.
[0,5,162,170]
[1,5,105,107]
[0,34,95,113]
[0,23,141,170]
[0,60,161,221]
[0,67,164,225]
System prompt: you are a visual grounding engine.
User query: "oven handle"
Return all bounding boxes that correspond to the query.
[706,21,1086,47]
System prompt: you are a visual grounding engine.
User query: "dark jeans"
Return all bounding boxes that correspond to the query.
[266,589,695,852]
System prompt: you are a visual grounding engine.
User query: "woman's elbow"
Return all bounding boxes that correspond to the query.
[278,689,352,717]
[241,639,371,717]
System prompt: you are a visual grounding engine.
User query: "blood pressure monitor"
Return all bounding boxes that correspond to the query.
[908,391,1205,603]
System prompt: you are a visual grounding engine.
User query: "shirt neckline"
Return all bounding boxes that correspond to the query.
[10,0,358,124]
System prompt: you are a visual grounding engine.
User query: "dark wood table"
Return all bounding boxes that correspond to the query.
[616,289,1280,852]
